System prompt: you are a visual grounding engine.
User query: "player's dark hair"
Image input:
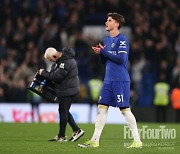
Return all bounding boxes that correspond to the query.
[108,13,125,30]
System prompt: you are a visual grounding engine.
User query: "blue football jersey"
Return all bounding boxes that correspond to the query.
[100,33,130,81]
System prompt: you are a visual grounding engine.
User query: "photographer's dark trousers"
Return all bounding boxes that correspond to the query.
[58,96,79,137]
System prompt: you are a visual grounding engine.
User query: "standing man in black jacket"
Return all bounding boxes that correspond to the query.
[38,47,84,142]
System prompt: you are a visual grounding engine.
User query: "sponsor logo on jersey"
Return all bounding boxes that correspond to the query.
[120,41,126,46]
[119,46,126,48]
[108,50,117,55]
[119,41,126,48]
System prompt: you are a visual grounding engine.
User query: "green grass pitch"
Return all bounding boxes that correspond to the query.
[0,123,179,154]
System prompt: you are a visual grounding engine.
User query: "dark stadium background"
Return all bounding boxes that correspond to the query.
[0,0,179,122]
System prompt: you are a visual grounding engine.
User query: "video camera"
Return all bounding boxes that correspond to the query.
[28,73,58,102]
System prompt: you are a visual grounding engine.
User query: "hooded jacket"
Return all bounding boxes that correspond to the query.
[41,48,80,98]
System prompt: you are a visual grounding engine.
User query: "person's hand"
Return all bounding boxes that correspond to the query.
[92,43,105,54]
[38,69,44,75]
[98,43,105,49]
[92,46,100,54]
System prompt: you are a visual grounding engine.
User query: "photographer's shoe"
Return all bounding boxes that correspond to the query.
[49,135,67,142]
[69,129,84,142]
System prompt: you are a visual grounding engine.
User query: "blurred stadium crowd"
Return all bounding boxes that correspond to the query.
[0,0,179,107]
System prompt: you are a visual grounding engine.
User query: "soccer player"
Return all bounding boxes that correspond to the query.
[78,13,142,148]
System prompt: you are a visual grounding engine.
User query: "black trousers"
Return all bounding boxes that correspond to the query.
[155,106,167,122]
[58,96,79,137]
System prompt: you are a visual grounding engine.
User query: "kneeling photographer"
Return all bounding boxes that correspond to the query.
[38,47,84,142]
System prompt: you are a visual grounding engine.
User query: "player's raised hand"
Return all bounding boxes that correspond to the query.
[92,43,105,54]
[92,46,100,54]
[98,43,105,49]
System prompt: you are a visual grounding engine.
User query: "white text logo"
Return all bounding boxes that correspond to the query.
[124,125,176,139]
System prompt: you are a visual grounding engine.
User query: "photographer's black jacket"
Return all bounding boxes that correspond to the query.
[41,48,80,98]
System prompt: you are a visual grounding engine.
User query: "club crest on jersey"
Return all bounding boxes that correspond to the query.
[59,63,65,69]
[111,43,115,48]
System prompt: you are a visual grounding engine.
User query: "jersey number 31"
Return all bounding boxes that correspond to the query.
[117,94,123,103]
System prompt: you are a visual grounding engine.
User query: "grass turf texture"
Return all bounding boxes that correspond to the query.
[0,123,179,154]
